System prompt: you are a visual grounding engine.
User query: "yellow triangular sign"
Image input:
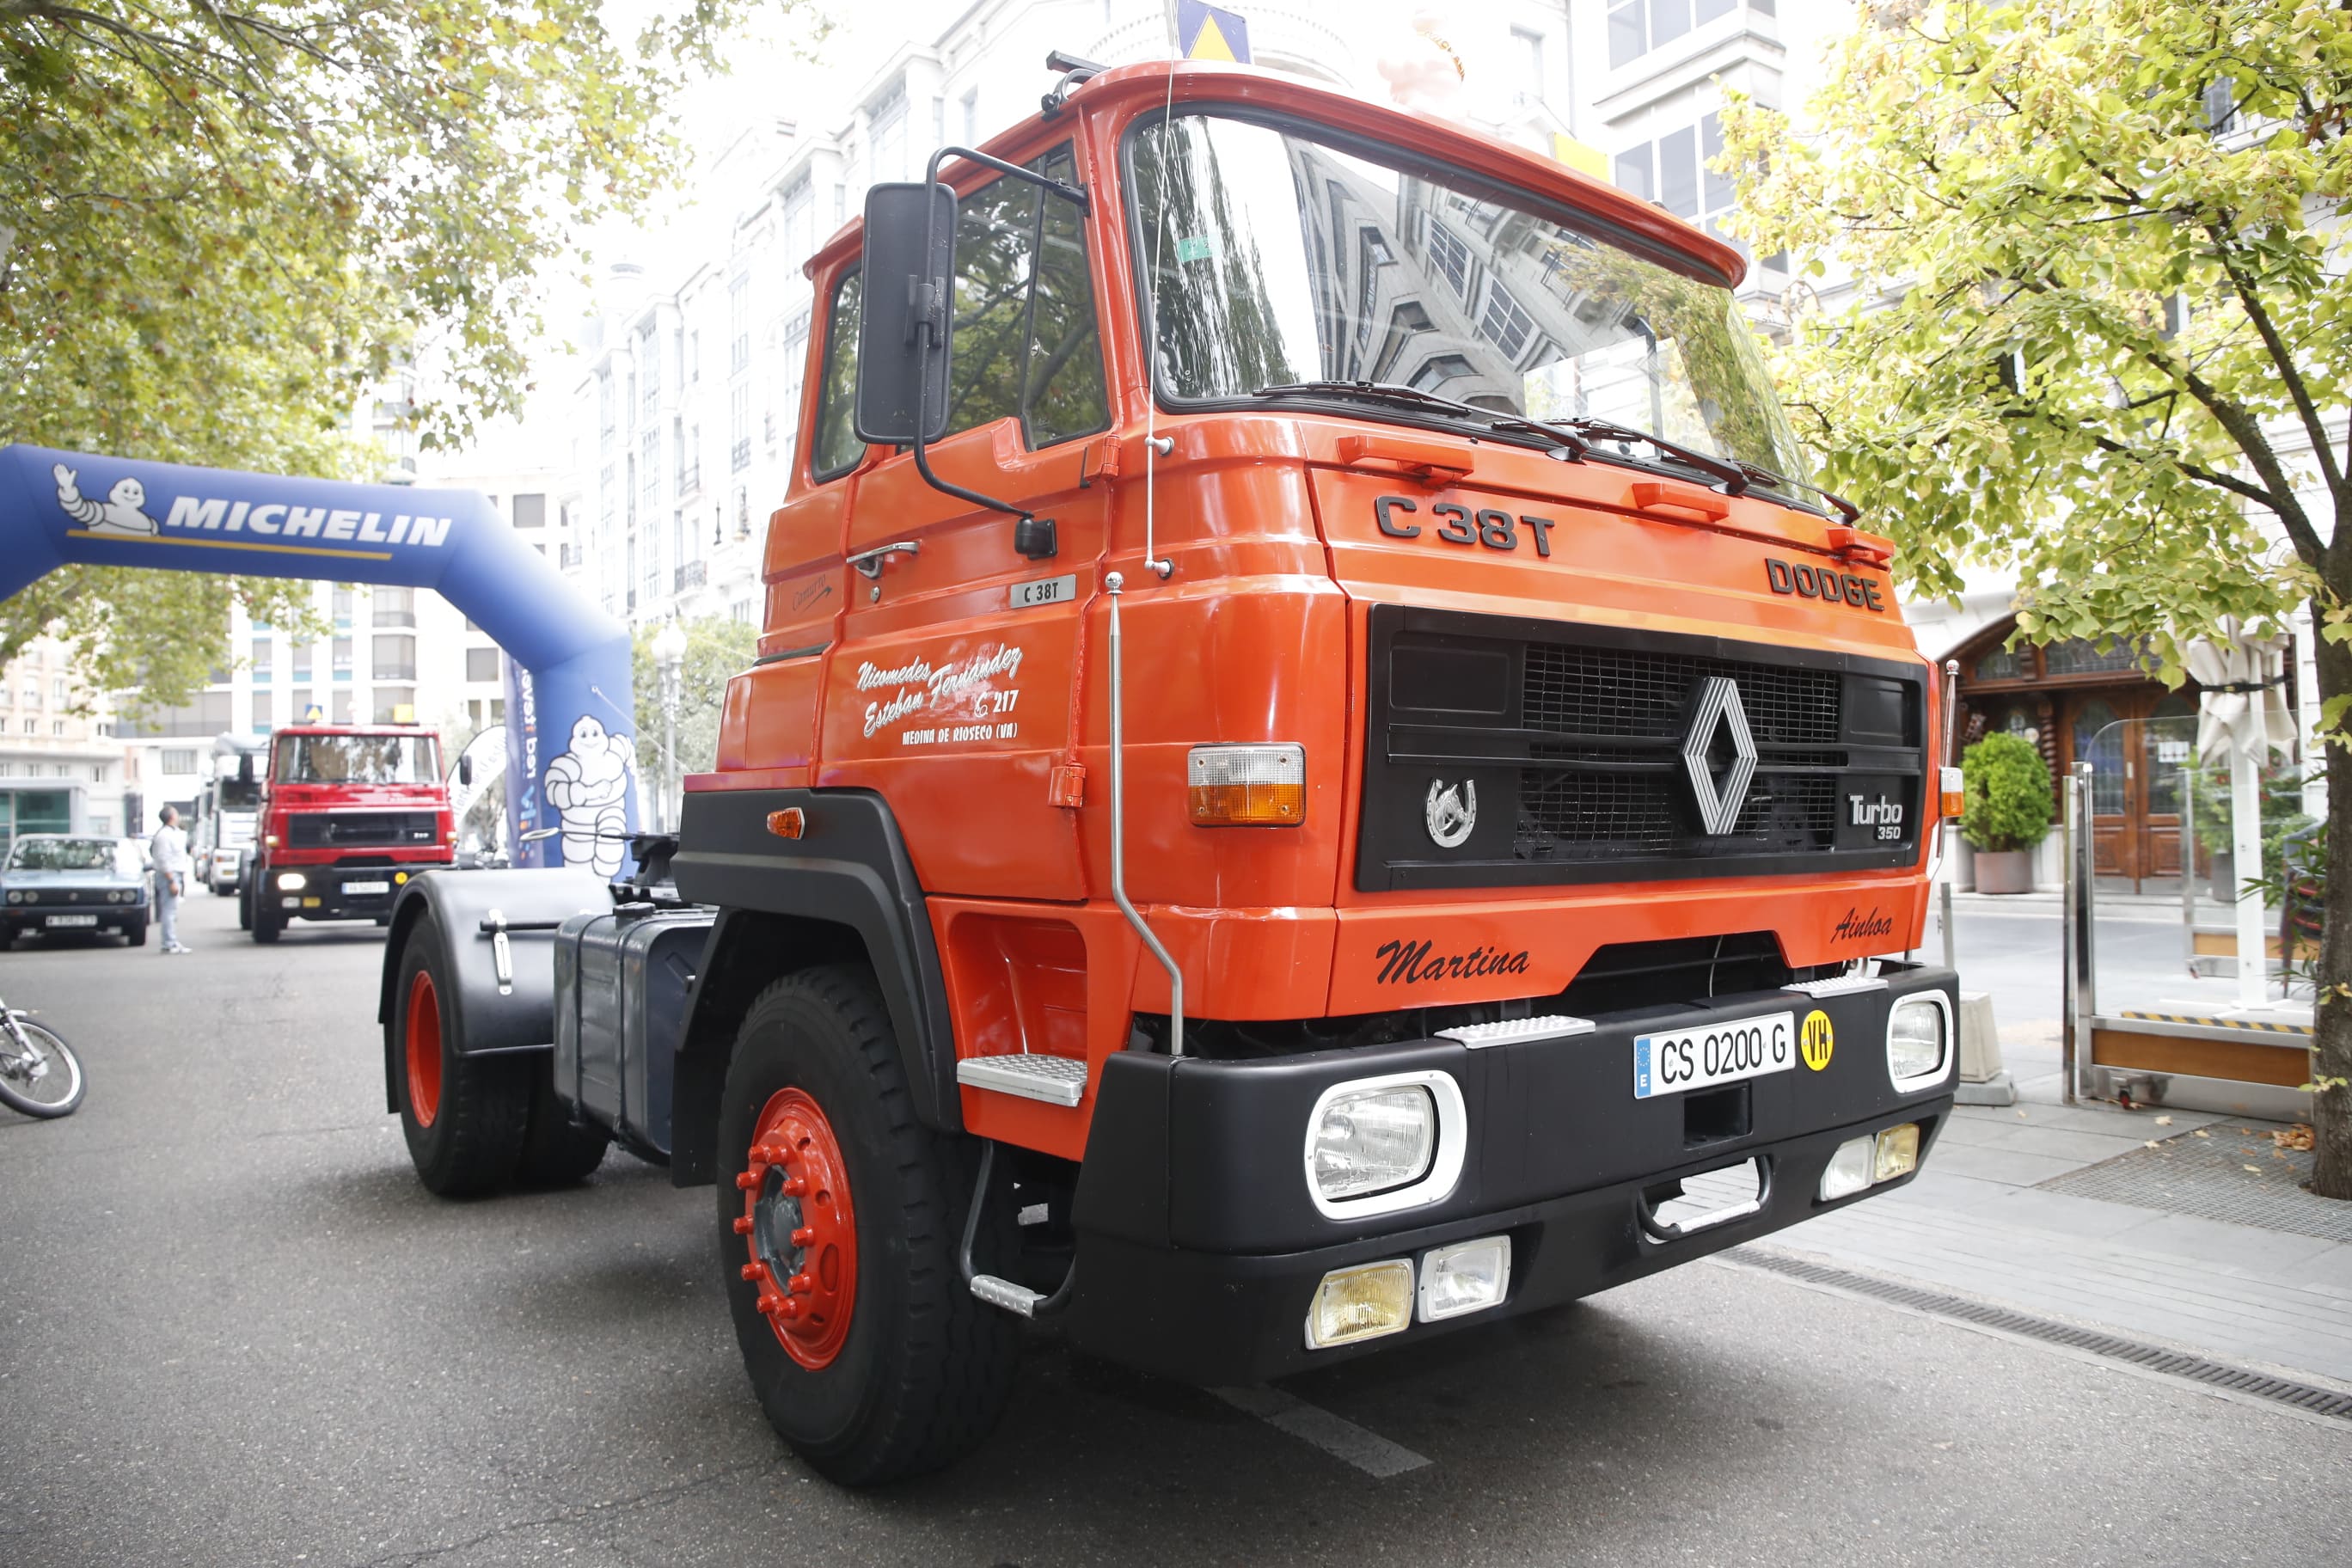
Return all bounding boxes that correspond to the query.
[1190,15,1238,62]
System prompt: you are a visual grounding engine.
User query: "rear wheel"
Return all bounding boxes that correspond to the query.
[718,965,1019,1486]
[514,1057,610,1187]
[391,911,530,1196]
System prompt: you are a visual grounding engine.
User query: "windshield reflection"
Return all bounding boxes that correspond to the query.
[1129,112,1812,486]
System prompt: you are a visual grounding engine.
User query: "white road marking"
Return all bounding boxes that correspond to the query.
[1214,1384,1431,1477]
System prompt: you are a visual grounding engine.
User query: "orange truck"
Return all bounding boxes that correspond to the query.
[378,54,1964,1485]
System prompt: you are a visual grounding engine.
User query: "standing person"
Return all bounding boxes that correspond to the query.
[149,805,193,955]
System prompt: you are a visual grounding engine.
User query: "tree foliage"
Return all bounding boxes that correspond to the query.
[1721,0,2352,1192]
[632,614,756,782]
[0,0,816,708]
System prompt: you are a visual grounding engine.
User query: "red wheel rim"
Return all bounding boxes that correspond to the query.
[736,1087,858,1370]
[405,969,443,1128]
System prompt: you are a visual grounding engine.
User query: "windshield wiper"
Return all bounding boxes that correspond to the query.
[1540,416,1748,492]
[1253,381,1594,457]
[1725,457,1863,525]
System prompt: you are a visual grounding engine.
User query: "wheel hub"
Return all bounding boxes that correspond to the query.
[736,1087,857,1369]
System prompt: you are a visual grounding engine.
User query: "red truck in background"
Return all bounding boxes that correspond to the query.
[242,725,457,943]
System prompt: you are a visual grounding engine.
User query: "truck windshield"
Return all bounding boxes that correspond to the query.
[273,734,441,786]
[217,779,261,810]
[1129,111,1812,487]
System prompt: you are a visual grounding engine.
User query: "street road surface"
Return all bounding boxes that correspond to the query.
[1,893,2344,1566]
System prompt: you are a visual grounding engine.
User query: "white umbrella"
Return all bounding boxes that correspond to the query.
[2184,619,2294,1007]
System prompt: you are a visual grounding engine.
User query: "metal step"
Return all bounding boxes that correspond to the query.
[969,1273,1046,1316]
[955,1053,1089,1106]
[1436,1014,1595,1049]
[1784,973,1888,997]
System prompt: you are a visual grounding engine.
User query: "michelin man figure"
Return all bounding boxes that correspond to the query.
[543,714,636,876]
[53,463,159,537]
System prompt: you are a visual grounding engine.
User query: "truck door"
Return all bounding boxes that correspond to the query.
[820,143,1112,902]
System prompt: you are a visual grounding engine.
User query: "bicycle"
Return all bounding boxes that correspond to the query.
[0,994,85,1118]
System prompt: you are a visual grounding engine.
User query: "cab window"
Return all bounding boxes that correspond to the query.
[811,269,866,481]
[943,145,1109,448]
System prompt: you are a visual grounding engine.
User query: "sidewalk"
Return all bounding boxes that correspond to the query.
[1754,1076,2352,1387]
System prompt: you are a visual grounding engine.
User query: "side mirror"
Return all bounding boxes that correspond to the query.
[458,755,474,787]
[854,181,958,445]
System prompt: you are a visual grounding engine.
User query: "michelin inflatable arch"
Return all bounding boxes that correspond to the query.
[0,444,640,874]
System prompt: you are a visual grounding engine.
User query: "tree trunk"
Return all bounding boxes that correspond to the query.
[2309,604,2352,1198]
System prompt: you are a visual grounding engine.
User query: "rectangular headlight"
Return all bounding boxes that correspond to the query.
[1819,1135,1875,1202]
[1887,995,1951,1087]
[1305,1259,1414,1350]
[1186,744,1304,825]
[1310,1084,1436,1202]
[1418,1235,1511,1322]
[277,872,307,890]
[1875,1123,1921,1182]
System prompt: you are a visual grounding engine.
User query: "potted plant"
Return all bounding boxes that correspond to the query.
[1961,732,2054,893]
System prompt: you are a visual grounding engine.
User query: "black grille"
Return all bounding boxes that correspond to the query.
[286,811,438,848]
[1357,606,1927,892]
[1524,646,1841,747]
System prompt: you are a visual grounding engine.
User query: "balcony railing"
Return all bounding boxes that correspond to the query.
[675,560,707,591]
[731,439,751,472]
[372,665,418,683]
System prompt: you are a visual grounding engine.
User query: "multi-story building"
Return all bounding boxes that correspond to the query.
[0,636,124,849]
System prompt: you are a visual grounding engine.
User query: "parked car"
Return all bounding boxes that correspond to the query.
[0,835,150,949]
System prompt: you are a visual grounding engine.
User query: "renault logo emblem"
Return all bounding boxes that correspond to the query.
[1681,676,1757,836]
[1424,778,1477,848]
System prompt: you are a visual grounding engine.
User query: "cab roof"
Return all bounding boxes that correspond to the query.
[806,58,1743,288]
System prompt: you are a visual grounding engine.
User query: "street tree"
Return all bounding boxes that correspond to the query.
[633,613,757,781]
[0,0,816,708]
[1719,0,2352,1194]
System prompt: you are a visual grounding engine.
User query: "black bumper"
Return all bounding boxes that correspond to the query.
[1063,964,1958,1385]
[266,864,444,922]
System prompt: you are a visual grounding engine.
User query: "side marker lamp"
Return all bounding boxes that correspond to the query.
[1187,744,1304,825]
[1305,1259,1414,1350]
[1939,765,1965,821]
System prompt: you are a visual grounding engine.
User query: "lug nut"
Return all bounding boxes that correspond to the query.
[782,1178,807,1197]
[732,1216,755,1235]
[735,1171,759,1190]
[790,1227,816,1246]
[788,1272,812,1295]
[756,1292,781,1315]
[779,1300,801,1320]
[741,1263,764,1282]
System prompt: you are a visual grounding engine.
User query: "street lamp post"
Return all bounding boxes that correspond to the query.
[652,620,688,833]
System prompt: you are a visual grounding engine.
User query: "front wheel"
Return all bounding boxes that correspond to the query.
[718,966,1020,1486]
[126,919,148,948]
[251,892,281,944]
[0,1016,86,1118]
[236,879,253,931]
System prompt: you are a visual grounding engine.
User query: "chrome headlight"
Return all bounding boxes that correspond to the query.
[1887,994,1952,1091]
[1303,1070,1468,1218]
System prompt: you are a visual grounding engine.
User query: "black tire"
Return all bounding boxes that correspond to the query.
[513,1057,610,1187]
[0,928,15,952]
[251,892,281,944]
[236,879,253,931]
[126,919,148,948]
[0,1017,85,1118]
[390,910,531,1197]
[718,965,1020,1486]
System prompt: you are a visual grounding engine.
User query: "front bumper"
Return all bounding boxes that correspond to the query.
[3,901,146,937]
[266,864,446,921]
[1063,964,1957,1384]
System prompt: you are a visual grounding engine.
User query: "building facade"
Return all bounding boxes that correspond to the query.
[0,636,123,850]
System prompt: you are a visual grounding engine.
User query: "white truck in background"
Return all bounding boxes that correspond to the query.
[193,732,266,896]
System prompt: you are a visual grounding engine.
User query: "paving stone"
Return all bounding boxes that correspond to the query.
[2110,1211,2343,1277]
[1976,1124,2162,1165]
[1923,1142,2092,1187]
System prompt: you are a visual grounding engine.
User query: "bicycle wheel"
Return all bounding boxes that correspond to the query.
[0,1018,86,1118]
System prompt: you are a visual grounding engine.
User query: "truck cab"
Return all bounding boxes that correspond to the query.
[380,56,1962,1488]
[249,724,455,941]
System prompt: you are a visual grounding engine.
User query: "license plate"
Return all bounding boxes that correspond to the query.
[45,914,99,928]
[1633,1011,1796,1099]
[344,880,390,895]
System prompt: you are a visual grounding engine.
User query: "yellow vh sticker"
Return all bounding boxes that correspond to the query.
[1800,1009,1835,1071]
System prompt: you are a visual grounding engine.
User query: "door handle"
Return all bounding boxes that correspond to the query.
[847,540,920,580]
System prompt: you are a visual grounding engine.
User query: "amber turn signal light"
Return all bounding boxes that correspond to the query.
[1938,765,1965,820]
[1187,744,1305,826]
[766,807,805,840]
